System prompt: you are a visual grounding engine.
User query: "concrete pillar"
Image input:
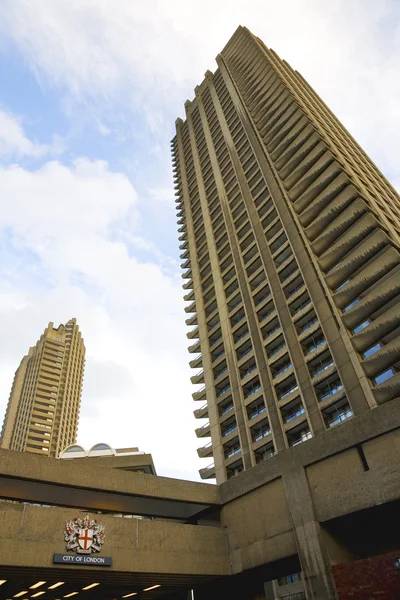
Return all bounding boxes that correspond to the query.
[282,468,338,599]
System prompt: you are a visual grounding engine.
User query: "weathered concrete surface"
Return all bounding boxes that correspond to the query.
[0,501,229,576]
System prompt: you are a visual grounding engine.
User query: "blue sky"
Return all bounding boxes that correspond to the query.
[0,0,398,481]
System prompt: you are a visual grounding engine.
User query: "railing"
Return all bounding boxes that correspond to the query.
[217,385,231,398]
[291,432,312,446]
[199,422,210,431]
[319,384,343,402]
[215,366,228,379]
[263,324,280,339]
[237,346,252,361]
[299,318,318,335]
[305,339,326,355]
[210,334,223,346]
[203,463,215,472]
[234,330,249,344]
[222,424,238,437]
[225,447,241,459]
[284,407,305,424]
[259,308,275,323]
[194,385,206,394]
[212,350,225,362]
[201,441,212,451]
[254,429,271,442]
[221,404,234,415]
[255,293,269,306]
[286,282,304,299]
[291,299,311,316]
[281,268,298,283]
[328,409,352,428]
[241,366,257,379]
[245,384,262,399]
[189,340,200,352]
[279,384,299,401]
[268,343,286,358]
[273,363,293,379]
[312,361,334,378]
[197,403,208,411]
[248,405,267,420]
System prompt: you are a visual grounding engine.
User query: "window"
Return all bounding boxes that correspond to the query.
[374,369,395,385]
[362,343,381,359]
[352,320,370,334]
[278,573,302,586]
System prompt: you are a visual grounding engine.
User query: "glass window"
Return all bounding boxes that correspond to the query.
[374,369,395,385]
[362,343,382,359]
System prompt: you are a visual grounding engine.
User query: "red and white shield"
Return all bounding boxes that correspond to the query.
[78,528,93,551]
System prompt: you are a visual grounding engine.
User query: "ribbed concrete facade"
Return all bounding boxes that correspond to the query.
[0,318,85,457]
[172,26,400,484]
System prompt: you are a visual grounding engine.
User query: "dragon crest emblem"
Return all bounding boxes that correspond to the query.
[65,515,105,554]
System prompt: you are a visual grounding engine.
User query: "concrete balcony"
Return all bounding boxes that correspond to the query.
[188,339,201,354]
[184,290,195,302]
[186,314,198,327]
[183,279,193,290]
[189,354,202,369]
[196,422,211,438]
[181,258,191,270]
[182,269,192,280]
[197,441,213,458]
[185,301,197,314]
[194,403,208,419]
[199,463,215,480]
[187,326,199,340]
[191,370,204,385]
[192,385,206,401]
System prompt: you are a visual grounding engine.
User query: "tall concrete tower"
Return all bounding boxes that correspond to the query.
[0,318,85,457]
[172,26,400,484]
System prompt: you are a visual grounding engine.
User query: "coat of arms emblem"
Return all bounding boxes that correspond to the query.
[65,515,105,554]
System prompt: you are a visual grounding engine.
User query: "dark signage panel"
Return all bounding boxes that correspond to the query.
[53,553,112,566]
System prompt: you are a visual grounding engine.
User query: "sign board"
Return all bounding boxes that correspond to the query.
[53,553,112,566]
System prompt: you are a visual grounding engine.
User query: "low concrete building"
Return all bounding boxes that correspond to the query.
[0,398,399,599]
[59,442,156,475]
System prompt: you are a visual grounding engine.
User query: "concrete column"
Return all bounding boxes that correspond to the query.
[282,468,338,599]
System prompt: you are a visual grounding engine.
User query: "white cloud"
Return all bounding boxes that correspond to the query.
[0,0,398,484]
[0,158,205,480]
[0,107,64,158]
[0,0,398,186]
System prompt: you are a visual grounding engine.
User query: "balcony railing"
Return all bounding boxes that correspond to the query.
[202,463,215,472]
[215,366,228,379]
[284,407,305,424]
[279,384,299,401]
[311,361,334,378]
[201,441,212,451]
[237,346,252,361]
[241,366,257,379]
[319,384,343,402]
[244,384,262,399]
[268,343,286,358]
[217,385,231,398]
[222,424,238,437]
[305,339,326,355]
[248,405,267,420]
[299,318,318,335]
[328,409,352,427]
[221,404,234,415]
[225,447,241,459]
[273,363,292,379]
[253,428,271,442]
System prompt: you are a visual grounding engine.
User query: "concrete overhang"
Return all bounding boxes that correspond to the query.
[0,448,220,521]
